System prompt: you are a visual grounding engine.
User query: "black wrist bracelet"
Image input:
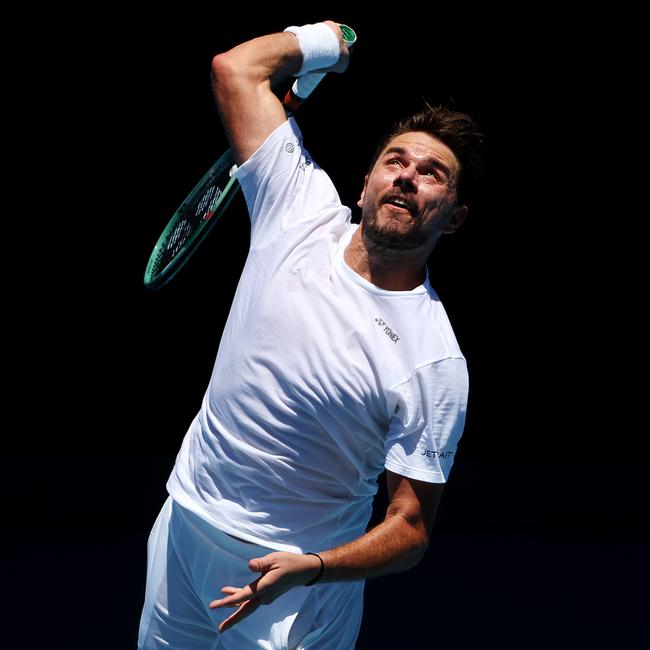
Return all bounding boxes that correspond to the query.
[305,552,324,586]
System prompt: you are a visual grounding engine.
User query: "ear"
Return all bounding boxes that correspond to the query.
[357,175,369,208]
[442,205,468,234]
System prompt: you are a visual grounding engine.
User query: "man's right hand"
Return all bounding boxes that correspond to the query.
[320,21,352,74]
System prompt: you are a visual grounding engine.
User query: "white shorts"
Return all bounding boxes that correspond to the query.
[138,496,364,649]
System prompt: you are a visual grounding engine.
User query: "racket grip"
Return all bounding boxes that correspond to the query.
[283,71,328,113]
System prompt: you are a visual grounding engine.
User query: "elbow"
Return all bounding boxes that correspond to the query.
[401,518,431,570]
[211,52,237,96]
[389,511,431,569]
[211,52,234,79]
[211,51,251,109]
[395,520,430,571]
[211,51,263,107]
[406,538,429,570]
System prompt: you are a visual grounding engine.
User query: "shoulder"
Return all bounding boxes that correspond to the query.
[236,118,303,181]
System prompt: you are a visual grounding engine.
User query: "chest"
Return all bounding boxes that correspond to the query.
[249,260,415,419]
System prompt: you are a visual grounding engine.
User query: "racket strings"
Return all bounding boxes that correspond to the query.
[145,150,238,286]
[153,177,219,273]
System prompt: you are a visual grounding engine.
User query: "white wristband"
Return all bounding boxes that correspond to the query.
[283,23,340,77]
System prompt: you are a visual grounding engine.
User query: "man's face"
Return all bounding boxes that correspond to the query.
[358,131,467,252]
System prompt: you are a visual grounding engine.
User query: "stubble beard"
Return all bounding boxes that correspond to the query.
[361,203,424,251]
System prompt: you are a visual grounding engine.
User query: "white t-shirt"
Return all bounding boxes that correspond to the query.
[167,118,468,553]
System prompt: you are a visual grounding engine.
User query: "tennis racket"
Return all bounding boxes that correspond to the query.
[144,24,357,290]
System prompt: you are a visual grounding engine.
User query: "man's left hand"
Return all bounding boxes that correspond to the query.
[209,551,322,633]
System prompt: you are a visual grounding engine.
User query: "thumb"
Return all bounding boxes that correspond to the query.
[248,556,269,573]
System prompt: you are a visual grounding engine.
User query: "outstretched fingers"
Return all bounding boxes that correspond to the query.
[209,580,260,609]
[217,597,261,633]
[208,551,312,632]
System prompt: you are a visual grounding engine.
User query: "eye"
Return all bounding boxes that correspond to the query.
[423,168,441,181]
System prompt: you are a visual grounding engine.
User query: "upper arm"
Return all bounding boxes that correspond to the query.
[211,34,300,166]
[385,469,445,542]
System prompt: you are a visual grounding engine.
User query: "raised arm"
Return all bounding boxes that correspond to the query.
[211,21,349,166]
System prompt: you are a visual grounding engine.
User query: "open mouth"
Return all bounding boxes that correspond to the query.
[382,196,416,217]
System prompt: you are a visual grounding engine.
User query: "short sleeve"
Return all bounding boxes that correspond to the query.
[235,117,347,248]
[384,358,468,483]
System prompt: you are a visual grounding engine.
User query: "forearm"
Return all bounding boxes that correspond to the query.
[213,32,302,93]
[317,511,429,583]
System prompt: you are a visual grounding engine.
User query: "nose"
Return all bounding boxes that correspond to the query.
[394,163,417,191]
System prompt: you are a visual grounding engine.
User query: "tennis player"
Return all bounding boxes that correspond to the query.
[138,19,484,649]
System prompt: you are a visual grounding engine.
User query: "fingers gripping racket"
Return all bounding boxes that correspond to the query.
[143,24,357,290]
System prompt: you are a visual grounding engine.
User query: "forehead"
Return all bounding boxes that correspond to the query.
[379,131,460,175]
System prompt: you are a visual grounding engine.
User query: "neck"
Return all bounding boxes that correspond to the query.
[344,225,428,291]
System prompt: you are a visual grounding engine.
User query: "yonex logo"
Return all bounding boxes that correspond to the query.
[374,317,400,344]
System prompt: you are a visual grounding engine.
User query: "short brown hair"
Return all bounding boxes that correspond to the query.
[368,105,485,205]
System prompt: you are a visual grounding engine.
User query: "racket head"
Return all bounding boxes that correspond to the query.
[144,149,240,290]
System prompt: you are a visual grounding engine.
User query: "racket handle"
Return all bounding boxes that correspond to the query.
[283,24,356,115]
[283,71,328,113]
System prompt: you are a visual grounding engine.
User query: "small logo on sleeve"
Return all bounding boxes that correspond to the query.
[285,137,303,154]
[420,449,454,459]
[299,152,312,170]
[374,317,400,343]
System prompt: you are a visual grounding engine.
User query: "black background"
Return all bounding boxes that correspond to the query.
[5,5,647,649]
